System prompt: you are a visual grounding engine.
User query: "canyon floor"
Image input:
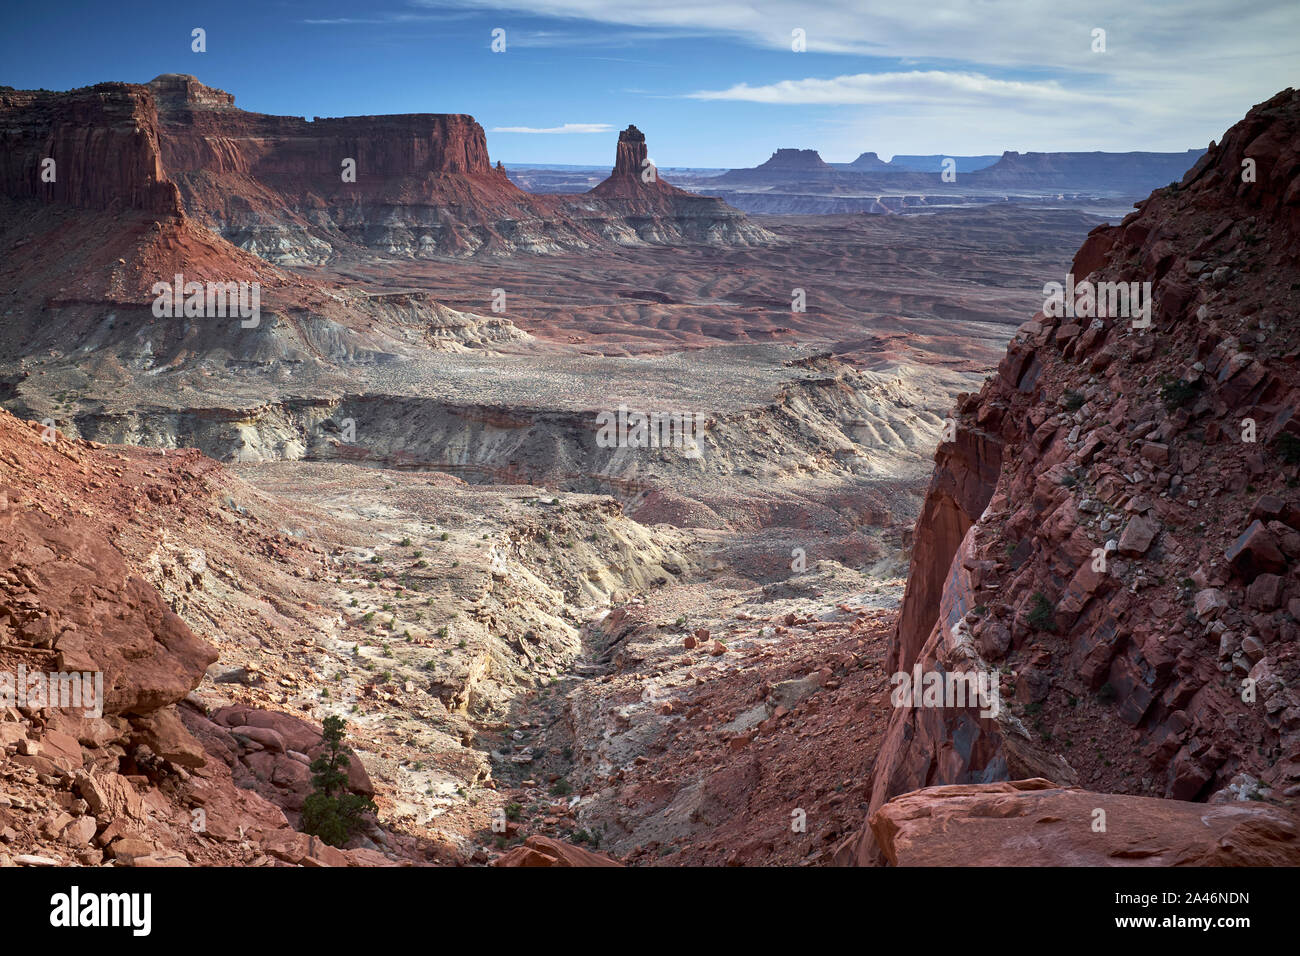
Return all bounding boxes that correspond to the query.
[1,205,1109,865]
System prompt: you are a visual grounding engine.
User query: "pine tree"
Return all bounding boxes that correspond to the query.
[301,716,377,847]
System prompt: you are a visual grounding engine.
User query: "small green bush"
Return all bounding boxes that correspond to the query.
[1276,432,1300,465]
[1160,378,1201,411]
[1026,592,1057,632]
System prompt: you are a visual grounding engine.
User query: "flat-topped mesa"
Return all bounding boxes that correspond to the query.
[708,147,841,186]
[0,82,183,216]
[847,151,891,171]
[151,79,500,180]
[757,148,831,171]
[971,147,1207,189]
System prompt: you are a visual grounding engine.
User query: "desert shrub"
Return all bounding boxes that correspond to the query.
[1276,432,1300,465]
[1026,592,1057,632]
[1160,377,1201,411]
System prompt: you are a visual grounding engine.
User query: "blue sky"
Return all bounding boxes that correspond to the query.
[2,1,1297,167]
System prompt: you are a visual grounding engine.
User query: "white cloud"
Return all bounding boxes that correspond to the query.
[490,123,614,133]
[403,0,1297,154]
[420,0,1297,67]
[423,0,1299,127]
[687,71,1108,108]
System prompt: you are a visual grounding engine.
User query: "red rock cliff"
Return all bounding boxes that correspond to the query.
[611,124,647,177]
[0,79,768,261]
[150,74,500,180]
[0,83,182,216]
[590,123,692,199]
[841,87,1300,864]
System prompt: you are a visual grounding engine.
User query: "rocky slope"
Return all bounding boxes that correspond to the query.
[0,396,681,866]
[839,87,1300,864]
[0,406,428,867]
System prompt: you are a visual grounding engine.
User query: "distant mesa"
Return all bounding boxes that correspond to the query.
[755,148,831,171]
[706,148,835,188]
[829,153,1003,173]
[886,153,1001,173]
[702,136,1210,214]
[845,151,891,172]
[976,148,1207,184]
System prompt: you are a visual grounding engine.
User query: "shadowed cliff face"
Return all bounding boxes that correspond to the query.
[0,83,183,216]
[839,87,1300,864]
[890,422,1004,674]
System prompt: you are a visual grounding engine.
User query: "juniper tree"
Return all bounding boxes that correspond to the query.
[302,715,377,847]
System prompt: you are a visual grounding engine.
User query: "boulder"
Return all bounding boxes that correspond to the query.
[1226,520,1287,578]
[870,779,1300,866]
[1117,515,1159,556]
[494,835,621,867]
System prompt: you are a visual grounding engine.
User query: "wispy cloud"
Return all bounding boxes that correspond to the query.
[490,122,613,133]
[340,0,1298,153]
[422,0,1299,116]
[505,29,708,48]
[687,71,1107,108]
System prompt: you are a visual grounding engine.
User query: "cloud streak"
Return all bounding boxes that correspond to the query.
[490,123,614,133]
[687,71,1108,108]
